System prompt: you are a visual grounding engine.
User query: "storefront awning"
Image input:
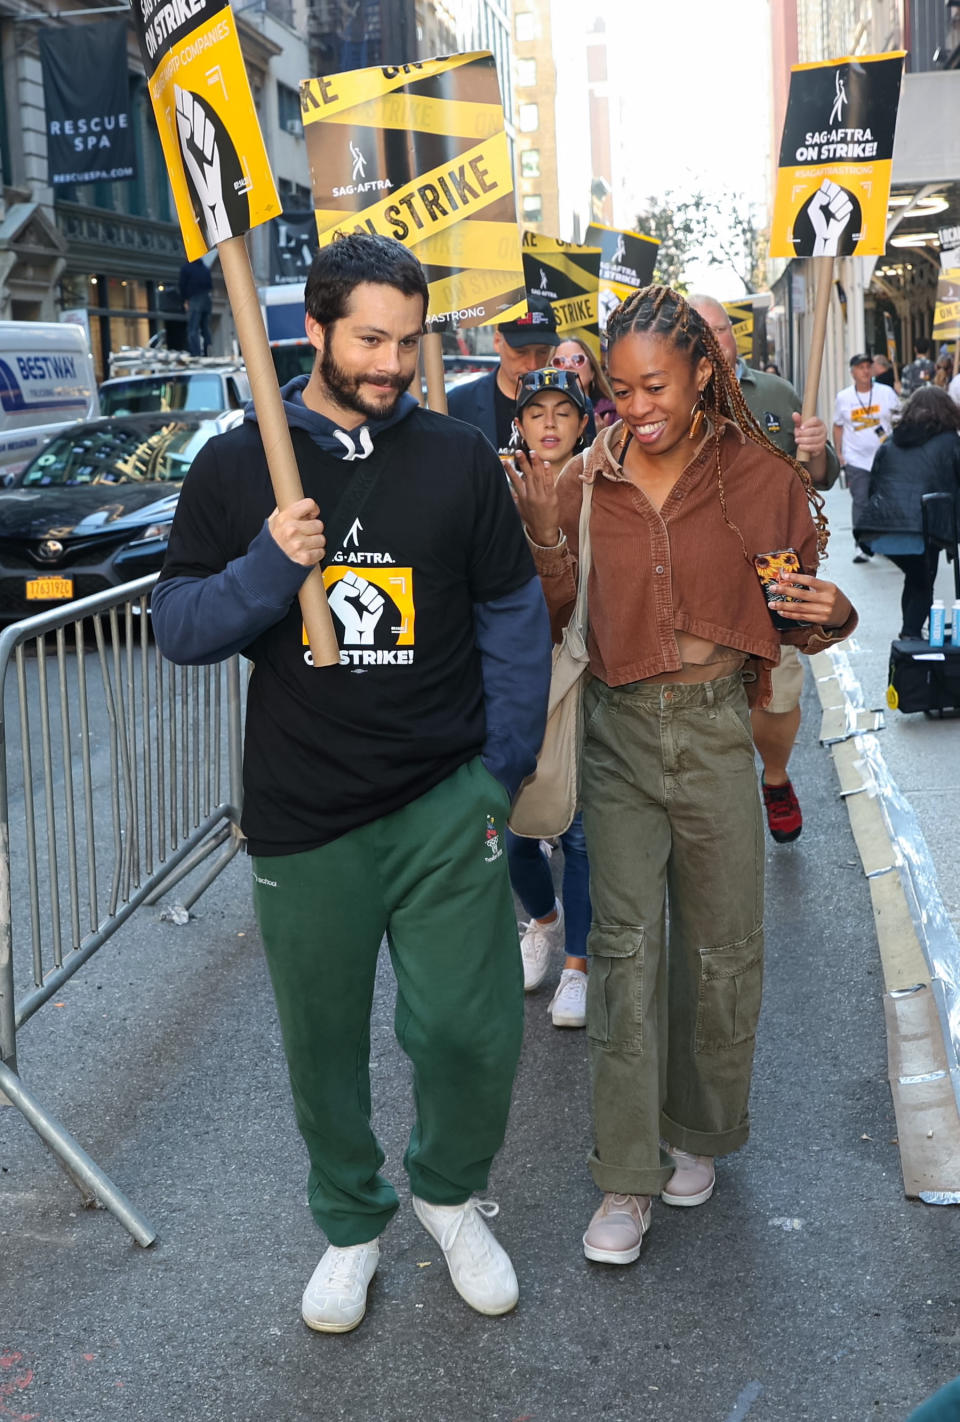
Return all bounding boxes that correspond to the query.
[892,71,960,186]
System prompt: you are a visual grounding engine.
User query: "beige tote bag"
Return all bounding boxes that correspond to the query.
[508,479,593,839]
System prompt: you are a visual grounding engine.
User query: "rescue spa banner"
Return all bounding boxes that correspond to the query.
[770,51,905,259]
[932,269,960,344]
[585,223,659,334]
[269,209,319,284]
[130,0,280,258]
[300,53,526,330]
[521,231,601,358]
[39,20,135,186]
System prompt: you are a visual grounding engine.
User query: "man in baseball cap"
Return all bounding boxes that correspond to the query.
[447,292,560,450]
[832,351,899,563]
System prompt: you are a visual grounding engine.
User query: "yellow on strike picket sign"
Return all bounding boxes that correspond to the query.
[932,270,960,342]
[723,300,754,359]
[301,53,525,329]
[771,52,904,259]
[130,0,280,259]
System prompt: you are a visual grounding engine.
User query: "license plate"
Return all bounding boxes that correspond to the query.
[25,577,74,602]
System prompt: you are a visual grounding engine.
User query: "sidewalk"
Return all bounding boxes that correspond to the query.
[820,482,960,935]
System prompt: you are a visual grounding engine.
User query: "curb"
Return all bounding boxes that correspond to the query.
[811,648,960,1203]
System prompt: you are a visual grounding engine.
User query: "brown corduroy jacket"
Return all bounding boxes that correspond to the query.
[529,419,857,707]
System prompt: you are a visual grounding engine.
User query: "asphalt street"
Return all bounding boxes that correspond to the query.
[2,554,959,1421]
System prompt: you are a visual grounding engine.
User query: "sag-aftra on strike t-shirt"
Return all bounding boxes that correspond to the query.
[159,409,535,854]
[833,381,899,470]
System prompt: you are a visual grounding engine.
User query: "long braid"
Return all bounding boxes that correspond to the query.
[606,286,830,561]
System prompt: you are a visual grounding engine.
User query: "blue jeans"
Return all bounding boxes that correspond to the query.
[506,812,591,959]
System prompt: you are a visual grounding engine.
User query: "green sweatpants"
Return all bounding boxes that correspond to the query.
[581,671,765,1197]
[252,757,523,1247]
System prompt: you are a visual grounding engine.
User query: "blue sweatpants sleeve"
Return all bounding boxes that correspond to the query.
[151,520,311,666]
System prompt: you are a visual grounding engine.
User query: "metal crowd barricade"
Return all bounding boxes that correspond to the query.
[0,574,243,1245]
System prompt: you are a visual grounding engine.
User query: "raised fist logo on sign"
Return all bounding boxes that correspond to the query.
[174,84,251,249]
[808,178,854,257]
[791,179,862,259]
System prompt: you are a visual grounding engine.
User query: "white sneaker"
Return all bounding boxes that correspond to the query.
[301,1240,379,1333]
[549,968,587,1027]
[412,1196,519,1316]
[519,900,564,991]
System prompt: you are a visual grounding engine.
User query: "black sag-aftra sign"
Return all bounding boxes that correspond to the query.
[39,20,136,186]
[771,51,905,259]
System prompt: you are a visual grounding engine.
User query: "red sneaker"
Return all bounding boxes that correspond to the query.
[762,778,802,843]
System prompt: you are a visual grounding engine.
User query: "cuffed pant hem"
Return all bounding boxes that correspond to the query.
[660,1110,750,1158]
[587,1149,672,1197]
[408,1188,471,1208]
[313,1199,399,1248]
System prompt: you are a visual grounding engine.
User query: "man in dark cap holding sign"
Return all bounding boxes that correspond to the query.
[447,291,560,450]
[152,233,550,1334]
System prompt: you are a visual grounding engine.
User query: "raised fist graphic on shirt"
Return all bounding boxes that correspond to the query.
[175,85,231,245]
[328,570,385,646]
[808,179,854,257]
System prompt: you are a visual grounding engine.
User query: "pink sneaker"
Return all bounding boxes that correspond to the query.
[661,1149,715,1207]
[582,1193,651,1264]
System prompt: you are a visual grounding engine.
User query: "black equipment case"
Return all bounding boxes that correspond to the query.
[887,492,960,717]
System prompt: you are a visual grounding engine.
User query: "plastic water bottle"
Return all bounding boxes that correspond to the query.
[929,599,946,648]
[952,600,960,646]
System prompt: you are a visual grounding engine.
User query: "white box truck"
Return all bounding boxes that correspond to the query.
[0,321,99,478]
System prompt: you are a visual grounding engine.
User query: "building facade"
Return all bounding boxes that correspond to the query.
[509,0,559,234]
[0,0,474,374]
[0,0,320,375]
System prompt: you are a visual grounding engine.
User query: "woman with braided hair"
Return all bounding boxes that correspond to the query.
[511,285,856,1266]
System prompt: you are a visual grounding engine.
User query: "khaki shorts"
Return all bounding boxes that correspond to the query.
[766,643,805,714]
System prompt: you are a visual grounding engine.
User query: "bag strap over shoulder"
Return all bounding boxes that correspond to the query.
[565,479,593,657]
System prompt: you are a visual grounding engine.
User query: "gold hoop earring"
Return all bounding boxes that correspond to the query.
[688,393,706,441]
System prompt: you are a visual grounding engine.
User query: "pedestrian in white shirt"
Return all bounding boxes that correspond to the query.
[833,353,899,563]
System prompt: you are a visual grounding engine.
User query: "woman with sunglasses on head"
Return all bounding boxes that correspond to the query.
[505,368,593,1027]
[510,287,856,1267]
[553,335,617,430]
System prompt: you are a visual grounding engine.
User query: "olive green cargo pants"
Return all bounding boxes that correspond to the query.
[580,671,764,1197]
[252,758,523,1247]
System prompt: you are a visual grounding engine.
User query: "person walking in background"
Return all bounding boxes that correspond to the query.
[689,293,840,845]
[504,367,593,1028]
[900,337,936,396]
[178,256,213,357]
[949,362,960,410]
[933,355,953,389]
[553,334,616,430]
[511,285,856,1268]
[855,386,960,638]
[872,353,900,394]
[152,234,551,1333]
[446,292,559,450]
[832,353,899,564]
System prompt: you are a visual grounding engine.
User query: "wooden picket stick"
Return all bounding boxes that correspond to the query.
[421,330,447,414]
[796,254,834,465]
[218,235,339,667]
